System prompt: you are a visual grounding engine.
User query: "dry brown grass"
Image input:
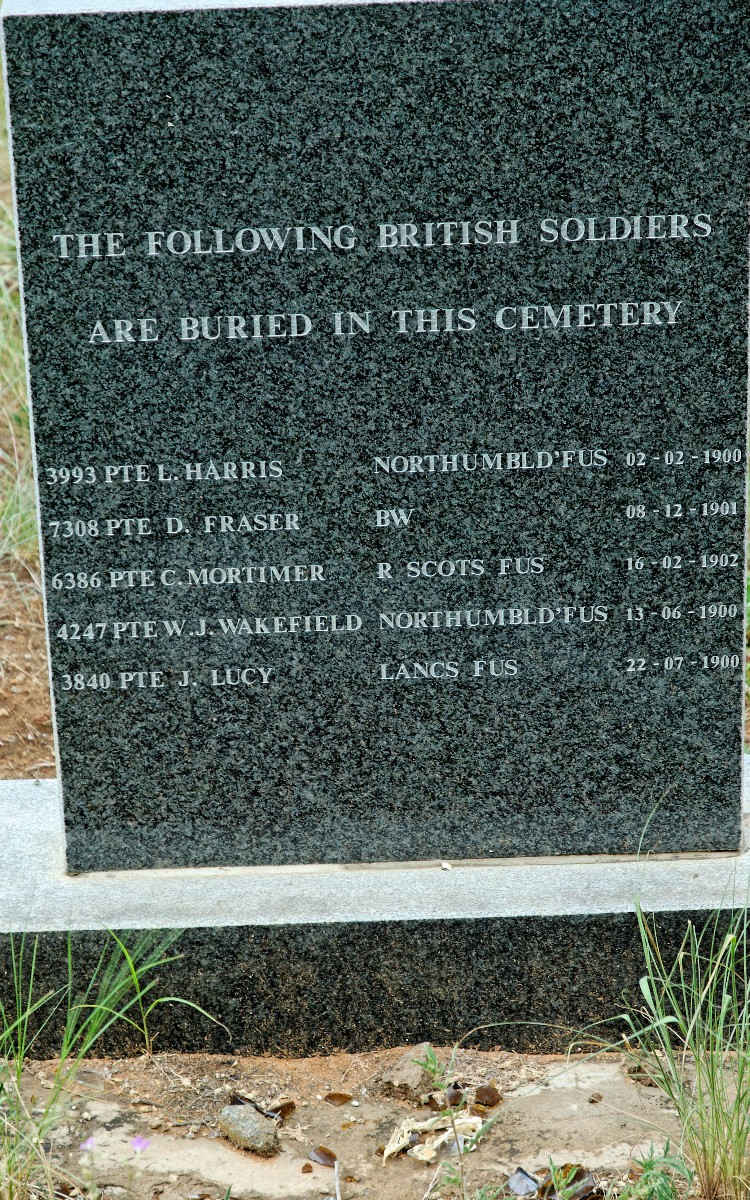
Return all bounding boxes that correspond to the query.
[0,88,36,569]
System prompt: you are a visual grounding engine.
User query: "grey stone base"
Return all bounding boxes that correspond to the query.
[1,778,748,930]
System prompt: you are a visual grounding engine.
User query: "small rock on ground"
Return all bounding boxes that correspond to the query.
[378,1043,434,1101]
[218,1104,280,1156]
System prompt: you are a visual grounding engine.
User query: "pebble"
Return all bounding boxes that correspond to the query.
[379,1043,434,1101]
[218,1105,280,1156]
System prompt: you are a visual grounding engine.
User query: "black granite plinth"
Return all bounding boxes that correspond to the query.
[3,0,747,871]
[0,910,733,1058]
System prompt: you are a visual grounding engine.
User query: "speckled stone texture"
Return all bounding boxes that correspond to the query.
[3,1,748,871]
[0,910,733,1057]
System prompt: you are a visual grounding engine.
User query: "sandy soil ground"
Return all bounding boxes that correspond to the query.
[0,568,55,778]
[22,1046,683,1200]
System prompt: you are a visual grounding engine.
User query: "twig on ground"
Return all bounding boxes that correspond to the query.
[423,1164,442,1200]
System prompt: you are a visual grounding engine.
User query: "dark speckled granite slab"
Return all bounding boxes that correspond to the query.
[0,909,735,1057]
[3,0,747,872]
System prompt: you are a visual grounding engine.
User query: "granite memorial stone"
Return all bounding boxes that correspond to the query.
[2,0,747,874]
